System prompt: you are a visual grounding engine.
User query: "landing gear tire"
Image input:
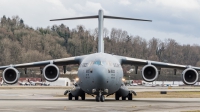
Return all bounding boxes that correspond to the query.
[122,96,126,100]
[128,93,132,100]
[100,95,105,102]
[115,93,119,100]
[81,93,85,100]
[96,95,100,102]
[68,93,72,100]
[75,96,79,100]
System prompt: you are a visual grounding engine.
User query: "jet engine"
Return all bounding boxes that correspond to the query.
[141,65,158,82]
[182,68,198,85]
[43,64,60,82]
[2,67,20,84]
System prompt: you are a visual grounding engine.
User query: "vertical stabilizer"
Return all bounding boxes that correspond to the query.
[98,10,104,53]
[50,10,152,54]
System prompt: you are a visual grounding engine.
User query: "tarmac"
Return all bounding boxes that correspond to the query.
[0,88,200,112]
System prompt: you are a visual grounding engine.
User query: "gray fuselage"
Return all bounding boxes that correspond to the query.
[78,53,123,95]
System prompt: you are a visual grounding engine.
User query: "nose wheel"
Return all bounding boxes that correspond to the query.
[100,95,105,102]
[95,95,100,102]
[96,91,105,102]
[96,95,105,102]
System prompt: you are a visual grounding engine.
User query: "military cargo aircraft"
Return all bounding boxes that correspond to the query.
[1,10,200,102]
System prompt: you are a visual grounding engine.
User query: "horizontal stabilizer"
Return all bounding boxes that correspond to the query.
[50,15,152,22]
[104,15,152,22]
[50,15,98,21]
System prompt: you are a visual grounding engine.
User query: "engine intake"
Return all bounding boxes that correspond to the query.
[141,65,158,82]
[182,68,198,85]
[43,64,59,82]
[2,67,20,84]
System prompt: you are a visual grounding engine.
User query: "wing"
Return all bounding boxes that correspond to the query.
[114,55,200,71]
[0,55,86,70]
[115,55,200,85]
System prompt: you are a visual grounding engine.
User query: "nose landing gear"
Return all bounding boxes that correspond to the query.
[96,95,105,102]
[100,95,105,102]
[95,95,100,102]
[96,91,105,102]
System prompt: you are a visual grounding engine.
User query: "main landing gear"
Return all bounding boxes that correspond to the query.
[68,92,85,100]
[115,91,136,100]
[64,90,85,101]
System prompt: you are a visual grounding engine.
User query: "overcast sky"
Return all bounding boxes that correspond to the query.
[1,0,200,45]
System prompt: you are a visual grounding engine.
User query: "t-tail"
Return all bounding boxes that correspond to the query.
[50,9,152,53]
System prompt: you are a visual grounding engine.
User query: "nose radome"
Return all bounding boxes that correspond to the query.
[93,66,107,89]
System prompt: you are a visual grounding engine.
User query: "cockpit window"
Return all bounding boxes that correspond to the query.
[101,61,107,66]
[88,61,94,66]
[87,60,114,66]
[108,62,112,66]
[94,60,101,65]
[82,63,88,67]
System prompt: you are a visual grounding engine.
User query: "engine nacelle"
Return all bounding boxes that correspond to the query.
[43,64,59,82]
[141,65,158,82]
[2,67,20,84]
[182,68,198,85]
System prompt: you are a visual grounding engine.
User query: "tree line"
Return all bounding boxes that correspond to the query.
[0,15,200,81]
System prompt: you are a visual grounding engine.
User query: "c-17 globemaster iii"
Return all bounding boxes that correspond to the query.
[1,9,200,102]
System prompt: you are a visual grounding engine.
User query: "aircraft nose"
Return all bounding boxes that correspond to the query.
[93,66,107,89]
